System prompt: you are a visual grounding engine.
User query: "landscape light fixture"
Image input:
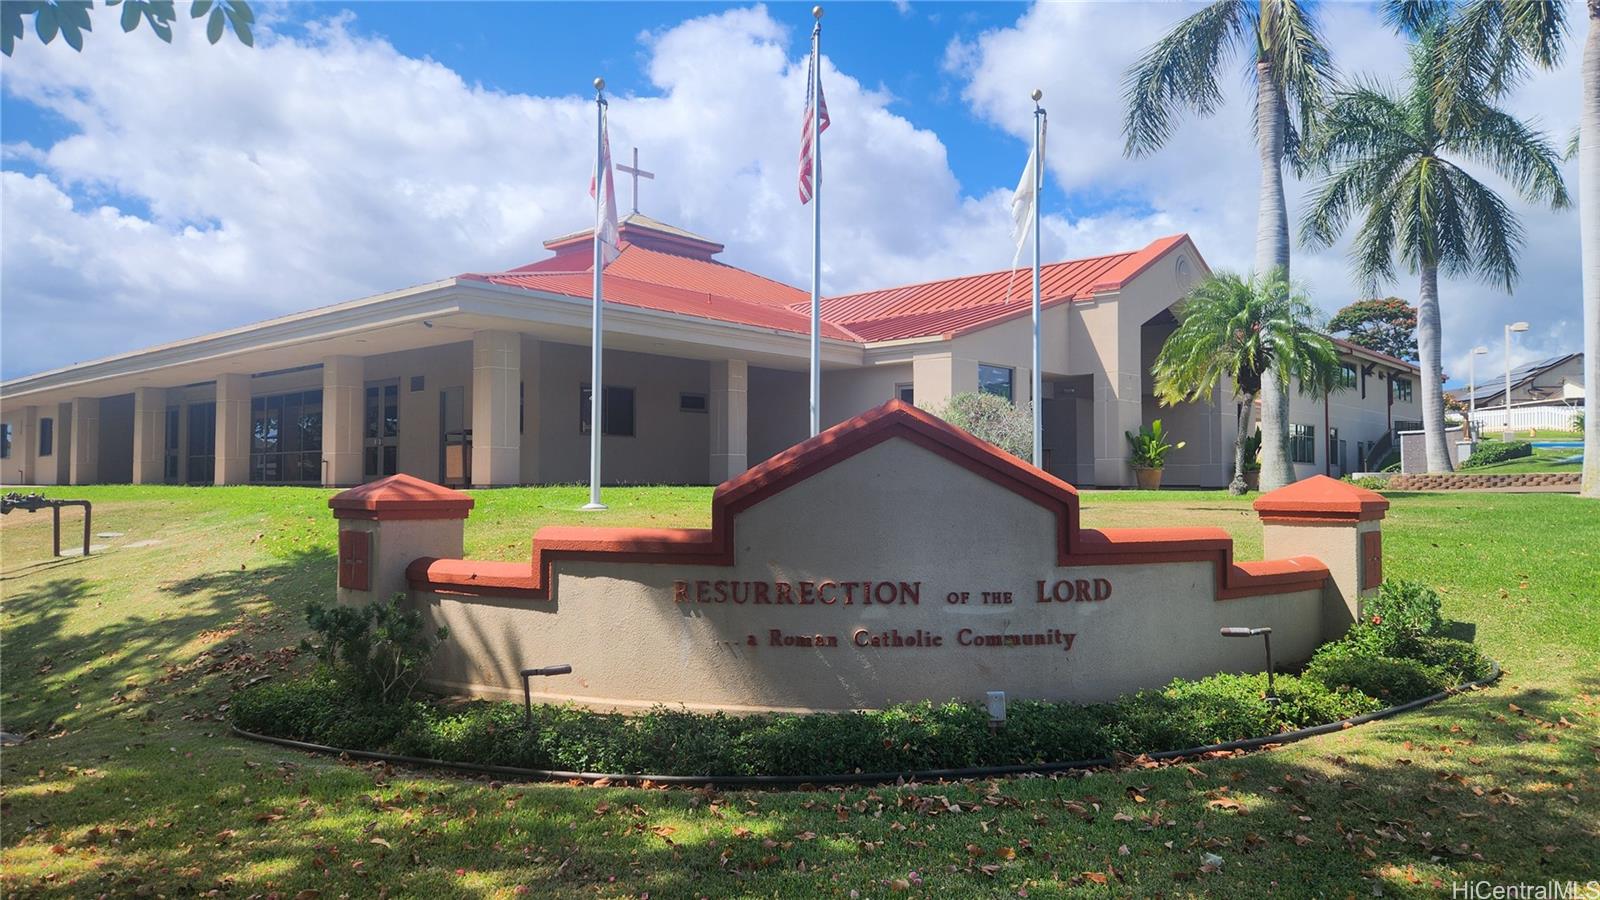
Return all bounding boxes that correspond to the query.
[1468,346,1489,439]
[1503,322,1530,440]
[521,664,573,728]
[1220,626,1276,704]
[985,690,1007,731]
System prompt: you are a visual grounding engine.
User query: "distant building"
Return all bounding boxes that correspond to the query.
[0,214,1419,489]
[1452,353,1585,408]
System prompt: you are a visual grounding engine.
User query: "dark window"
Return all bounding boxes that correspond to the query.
[1290,423,1316,464]
[896,383,914,404]
[1339,363,1357,389]
[186,402,216,483]
[251,390,323,484]
[978,365,1014,402]
[164,406,181,481]
[580,384,635,436]
[679,393,708,413]
[410,375,425,393]
[1,422,10,459]
[1392,376,1413,403]
[39,418,54,457]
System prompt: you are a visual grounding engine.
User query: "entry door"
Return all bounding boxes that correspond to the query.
[363,381,399,480]
[439,386,469,486]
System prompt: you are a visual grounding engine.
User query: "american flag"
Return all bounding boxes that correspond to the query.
[798,47,830,204]
[589,106,620,267]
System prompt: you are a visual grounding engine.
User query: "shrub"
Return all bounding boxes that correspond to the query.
[230,668,418,747]
[1359,578,1446,653]
[928,391,1032,460]
[1407,636,1492,684]
[303,595,449,704]
[1125,419,1186,468]
[1303,642,1449,704]
[1459,440,1532,469]
[1343,474,1388,490]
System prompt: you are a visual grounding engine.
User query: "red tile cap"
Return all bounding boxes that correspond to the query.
[1253,475,1388,523]
[329,474,475,521]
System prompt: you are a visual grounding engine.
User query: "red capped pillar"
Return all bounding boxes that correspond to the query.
[1254,475,1388,640]
[329,474,474,606]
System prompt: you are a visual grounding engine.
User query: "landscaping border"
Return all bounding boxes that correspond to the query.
[230,660,1500,788]
[1385,472,1579,490]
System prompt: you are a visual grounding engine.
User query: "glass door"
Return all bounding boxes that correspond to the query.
[363,381,399,480]
[439,386,469,486]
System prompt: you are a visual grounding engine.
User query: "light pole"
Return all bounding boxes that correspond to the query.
[1468,345,1488,441]
[1503,322,1529,441]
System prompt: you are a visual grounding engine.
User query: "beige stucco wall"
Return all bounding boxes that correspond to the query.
[1283,358,1422,478]
[748,366,808,466]
[821,363,913,428]
[416,436,1324,712]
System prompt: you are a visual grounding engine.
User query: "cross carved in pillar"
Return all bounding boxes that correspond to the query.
[616,147,654,215]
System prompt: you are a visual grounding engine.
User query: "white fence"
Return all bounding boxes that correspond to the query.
[1462,403,1581,433]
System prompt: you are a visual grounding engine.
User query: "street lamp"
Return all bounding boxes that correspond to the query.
[1468,346,1489,440]
[1503,322,1529,441]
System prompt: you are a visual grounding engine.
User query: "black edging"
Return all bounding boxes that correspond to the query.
[230,659,1500,788]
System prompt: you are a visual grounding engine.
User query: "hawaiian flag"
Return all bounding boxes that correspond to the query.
[590,106,621,267]
[798,46,830,205]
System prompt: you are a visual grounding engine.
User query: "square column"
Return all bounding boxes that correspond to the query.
[709,359,749,483]
[69,397,100,485]
[131,388,168,484]
[9,405,39,485]
[1256,476,1389,641]
[471,330,522,487]
[322,355,365,487]
[214,372,252,485]
[1092,370,1142,487]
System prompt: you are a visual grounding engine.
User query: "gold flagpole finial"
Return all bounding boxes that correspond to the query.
[813,5,823,19]
[594,77,606,92]
[1031,88,1043,103]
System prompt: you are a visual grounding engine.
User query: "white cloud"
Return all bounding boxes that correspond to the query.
[947,1,1583,383]
[0,5,1035,378]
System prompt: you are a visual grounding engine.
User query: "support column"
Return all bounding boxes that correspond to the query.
[471,330,522,487]
[10,405,38,485]
[132,387,167,484]
[69,397,100,485]
[322,355,365,487]
[1092,370,1142,487]
[709,359,749,483]
[1256,476,1388,641]
[214,373,251,485]
[518,337,542,483]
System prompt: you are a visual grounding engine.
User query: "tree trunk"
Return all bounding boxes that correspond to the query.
[1582,3,1600,498]
[1230,395,1255,495]
[1417,261,1454,473]
[1255,60,1296,491]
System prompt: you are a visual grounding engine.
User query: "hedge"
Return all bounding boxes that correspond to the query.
[1459,441,1533,469]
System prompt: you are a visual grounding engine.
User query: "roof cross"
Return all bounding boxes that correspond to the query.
[616,147,654,215]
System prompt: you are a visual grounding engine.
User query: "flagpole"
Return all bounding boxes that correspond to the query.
[1030,89,1045,469]
[808,5,823,437]
[584,77,608,511]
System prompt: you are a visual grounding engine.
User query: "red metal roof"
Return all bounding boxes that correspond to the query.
[465,230,1196,346]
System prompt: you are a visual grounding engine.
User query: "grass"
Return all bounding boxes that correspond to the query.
[2,484,1597,898]
[1460,448,1583,474]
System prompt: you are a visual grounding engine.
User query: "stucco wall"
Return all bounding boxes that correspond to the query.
[821,364,913,427]
[415,436,1325,712]
[748,366,808,467]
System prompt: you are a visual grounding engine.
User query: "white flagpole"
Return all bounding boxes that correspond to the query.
[808,5,823,437]
[584,77,608,511]
[1031,89,1045,469]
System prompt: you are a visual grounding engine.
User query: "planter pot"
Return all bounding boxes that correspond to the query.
[1132,466,1164,490]
[1244,471,1260,492]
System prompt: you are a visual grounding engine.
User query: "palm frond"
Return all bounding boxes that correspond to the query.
[1446,101,1571,208]
[1381,0,1452,36]
[1257,0,1337,158]
[1122,0,1248,156]
[1448,162,1524,289]
[1437,0,1567,105]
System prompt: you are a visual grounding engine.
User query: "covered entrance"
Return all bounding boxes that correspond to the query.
[363,380,400,481]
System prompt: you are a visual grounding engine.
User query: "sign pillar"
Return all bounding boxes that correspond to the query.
[329,474,473,607]
[1254,475,1389,640]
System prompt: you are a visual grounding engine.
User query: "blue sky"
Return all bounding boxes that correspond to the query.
[0,1,1584,384]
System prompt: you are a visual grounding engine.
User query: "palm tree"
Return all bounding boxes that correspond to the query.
[1152,271,1341,494]
[1584,3,1600,499]
[1300,28,1568,474]
[1123,0,1334,491]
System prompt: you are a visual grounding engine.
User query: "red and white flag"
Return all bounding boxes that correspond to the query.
[798,47,830,204]
[590,108,620,267]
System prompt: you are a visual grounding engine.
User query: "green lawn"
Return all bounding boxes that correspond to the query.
[2,484,1596,898]
[1461,447,1583,473]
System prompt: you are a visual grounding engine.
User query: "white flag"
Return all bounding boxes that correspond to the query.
[590,107,620,267]
[1009,118,1046,265]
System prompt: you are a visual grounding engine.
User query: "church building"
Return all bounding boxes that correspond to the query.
[0,213,1419,490]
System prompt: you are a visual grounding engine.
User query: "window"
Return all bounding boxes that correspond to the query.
[39,417,53,457]
[978,365,1014,402]
[1289,423,1316,464]
[679,393,708,413]
[1392,376,1413,403]
[186,402,216,483]
[164,407,181,481]
[580,384,635,436]
[410,375,426,393]
[1,422,10,459]
[895,383,915,404]
[251,390,323,484]
[1339,363,1357,389]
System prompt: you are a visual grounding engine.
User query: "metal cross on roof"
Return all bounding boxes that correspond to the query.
[616,147,654,215]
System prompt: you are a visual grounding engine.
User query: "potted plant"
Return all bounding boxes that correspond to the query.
[1125,419,1186,490]
[1242,428,1262,492]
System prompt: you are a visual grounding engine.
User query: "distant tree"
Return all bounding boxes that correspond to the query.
[1327,298,1419,361]
[2,1,254,57]
[928,392,1032,462]
[1152,271,1341,495]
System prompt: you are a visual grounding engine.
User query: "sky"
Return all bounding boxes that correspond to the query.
[0,0,1584,385]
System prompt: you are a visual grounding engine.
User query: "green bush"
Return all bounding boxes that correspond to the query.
[1343,474,1389,490]
[1360,578,1446,652]
[928,391,1032,460]
[230,668,418,748]
[1459,440,1532,469]
[303,596,449,703]
[1407,636,1492,684]
[1303,642,1449,704]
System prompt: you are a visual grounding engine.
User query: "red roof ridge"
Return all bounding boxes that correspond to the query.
[1086,234,1192,293]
